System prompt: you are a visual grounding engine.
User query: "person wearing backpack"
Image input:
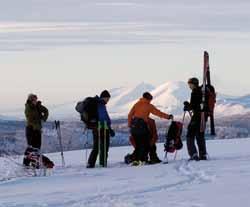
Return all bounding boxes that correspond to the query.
[23,94,49,166]
[184,78,207,161]
[86,90,115,168]
[128,92,173,165]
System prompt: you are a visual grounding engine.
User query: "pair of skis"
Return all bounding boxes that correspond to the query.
[200,51,215,135]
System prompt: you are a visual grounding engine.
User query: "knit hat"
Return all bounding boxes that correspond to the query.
[100,90,111,98]
[27,93,38,101]
[143,92,153,100]
[188,77,199,86]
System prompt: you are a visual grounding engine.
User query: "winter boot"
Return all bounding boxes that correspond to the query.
[188,154,199,161]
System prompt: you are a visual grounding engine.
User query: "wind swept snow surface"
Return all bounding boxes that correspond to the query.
[1,138,250,207]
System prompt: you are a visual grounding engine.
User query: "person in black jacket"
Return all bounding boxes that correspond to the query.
[184,78,207,161]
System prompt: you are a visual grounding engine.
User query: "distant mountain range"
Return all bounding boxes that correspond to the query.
[1,81,250,120]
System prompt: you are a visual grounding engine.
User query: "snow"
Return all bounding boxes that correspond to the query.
[1,138,250,207]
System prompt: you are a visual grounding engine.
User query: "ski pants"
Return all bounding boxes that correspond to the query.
[88,128,110,167]
[25,126,42,149]
[133,135,150,162]
[186,119,207,158]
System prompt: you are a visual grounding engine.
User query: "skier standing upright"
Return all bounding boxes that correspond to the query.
[184,78,207,161]
[23,94,49,166]
[87,90,115,168]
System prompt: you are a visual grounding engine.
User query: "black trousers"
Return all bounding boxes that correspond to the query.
[149,144,160,161]
[25,126,42,149]
[133,135,150,162]
[186,119,207,158]
[23,126,42,166]
[88,128,110,167]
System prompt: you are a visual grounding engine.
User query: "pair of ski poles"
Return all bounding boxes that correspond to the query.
[55,121,66,168]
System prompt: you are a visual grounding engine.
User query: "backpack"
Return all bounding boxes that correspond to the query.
[200,85,216,117]
[75,97,98,129]
[164,121,183,153]
[205,85,216,115]
[23,147,54,169]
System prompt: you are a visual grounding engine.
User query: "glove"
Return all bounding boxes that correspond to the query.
[183,101,190,111]
[168,114,174,120]
[109,128,115,137]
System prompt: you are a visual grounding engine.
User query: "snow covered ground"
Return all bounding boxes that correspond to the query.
[1,138,250,207]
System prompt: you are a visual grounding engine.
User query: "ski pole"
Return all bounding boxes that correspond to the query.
[55,120,65,167]
[174,150,178,161]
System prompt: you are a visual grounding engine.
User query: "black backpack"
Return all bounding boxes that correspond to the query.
[164,121,183,153]
[75,96,99,129]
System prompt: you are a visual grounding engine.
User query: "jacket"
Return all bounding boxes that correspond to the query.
[97,98,111,128]
[25,101,49,131]
[128,98,170,126]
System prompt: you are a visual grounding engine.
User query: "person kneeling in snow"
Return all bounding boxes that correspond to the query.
[127,92,173,165]
[125,117,162,164]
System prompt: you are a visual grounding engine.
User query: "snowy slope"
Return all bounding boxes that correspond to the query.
[151,81,189,114]
[45,82,155,120]
[215,94,250,117]
[108,82,155,117]
[1,138,250,207]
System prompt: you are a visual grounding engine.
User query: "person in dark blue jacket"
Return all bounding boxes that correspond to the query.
[87,90,115,168]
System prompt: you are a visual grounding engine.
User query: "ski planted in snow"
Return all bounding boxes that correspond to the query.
[200,51,209,133]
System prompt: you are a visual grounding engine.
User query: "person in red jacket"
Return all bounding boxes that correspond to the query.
[127,92,173,164]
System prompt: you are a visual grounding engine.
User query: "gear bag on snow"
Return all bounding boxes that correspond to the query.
[23,147,54,169]
[75,96,98,129]
[164,121,183,153]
